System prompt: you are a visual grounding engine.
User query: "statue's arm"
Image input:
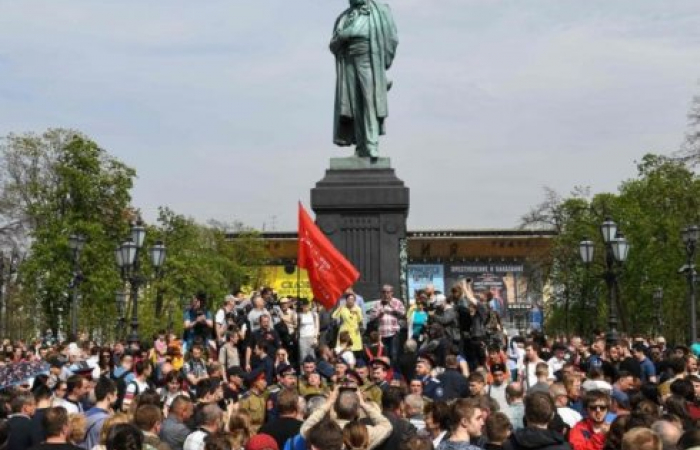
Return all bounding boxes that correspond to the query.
[329,10,349,55]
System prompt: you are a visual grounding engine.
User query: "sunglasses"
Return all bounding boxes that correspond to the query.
[588,405,608,411]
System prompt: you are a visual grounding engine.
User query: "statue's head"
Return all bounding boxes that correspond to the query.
[349,0,367,7]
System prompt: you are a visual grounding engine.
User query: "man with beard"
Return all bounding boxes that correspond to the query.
[569,390,610,450]
[81,378,118,449]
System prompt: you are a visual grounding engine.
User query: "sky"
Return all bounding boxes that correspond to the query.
[1,1,700,232]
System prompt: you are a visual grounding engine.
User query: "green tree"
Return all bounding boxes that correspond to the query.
[0,129,135,339]
[524,154,700,342]
[130,208,268,340]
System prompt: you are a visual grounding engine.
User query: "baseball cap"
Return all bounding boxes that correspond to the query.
[246,434,279,450]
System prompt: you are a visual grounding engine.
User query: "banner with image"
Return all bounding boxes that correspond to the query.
[407,264,445,299]
[444,262,528,317]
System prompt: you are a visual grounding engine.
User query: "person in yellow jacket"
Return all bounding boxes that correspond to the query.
[332,293,364,353]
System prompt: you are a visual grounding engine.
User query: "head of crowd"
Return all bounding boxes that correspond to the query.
[1,283,700,450]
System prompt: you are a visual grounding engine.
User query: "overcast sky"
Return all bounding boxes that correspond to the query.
[2,1,700,231]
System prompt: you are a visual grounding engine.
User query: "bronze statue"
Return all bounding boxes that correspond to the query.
[331,0,398,160]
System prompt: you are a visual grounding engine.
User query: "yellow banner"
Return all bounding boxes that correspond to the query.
[261,266,313,299]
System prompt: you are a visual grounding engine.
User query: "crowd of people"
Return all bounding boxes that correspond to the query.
[1,281,700,450]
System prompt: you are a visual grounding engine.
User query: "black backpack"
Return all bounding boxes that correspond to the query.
[110,370,132,411]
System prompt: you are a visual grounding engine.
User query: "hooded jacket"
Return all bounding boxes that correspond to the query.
[503,427,572,450]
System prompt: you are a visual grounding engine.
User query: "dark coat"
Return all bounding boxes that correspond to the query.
[502,427,572,450]
[437,369,469,401]
[371,411,416,450]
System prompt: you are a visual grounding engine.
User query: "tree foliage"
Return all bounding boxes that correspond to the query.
[0,129,135,339]
[0,129,269,342]
[524,154,700,343]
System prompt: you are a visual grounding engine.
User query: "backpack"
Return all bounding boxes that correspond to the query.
[110,370,132,411]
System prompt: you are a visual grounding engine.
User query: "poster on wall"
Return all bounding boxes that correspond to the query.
[407,264,445,299]
[260,266,313,299]
[443,263,528,318]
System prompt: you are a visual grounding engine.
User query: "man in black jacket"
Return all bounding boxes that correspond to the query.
[7,393,37,450]
[502,392,571,450]
[437,355,468,401]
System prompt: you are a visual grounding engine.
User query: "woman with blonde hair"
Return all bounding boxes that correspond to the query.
[68,413,87,445]
[91,413,130,450]
[343,420,370,450]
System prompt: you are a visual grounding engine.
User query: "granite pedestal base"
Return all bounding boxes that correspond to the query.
[311,157,410,300]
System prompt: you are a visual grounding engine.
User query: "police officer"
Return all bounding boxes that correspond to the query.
[415,354,444,400]
[370,359,391,393]
[239,367,268,433]
[266,364,298,421]
[356,359,382,406]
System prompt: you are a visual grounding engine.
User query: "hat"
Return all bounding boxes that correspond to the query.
[48,356,66,368]
[371,359,390,371]
[277,364,296,377]
[302,355,317,364]
[70,361,94,378]
[279,297,290,304]
[344,370,363,386]
[417,354,436,368]
[246,433,279,450]
[490,363,506,374]
[245,367,267,387]
[227,366,246,379]
[611,388,630,410]
[355,358,367,368]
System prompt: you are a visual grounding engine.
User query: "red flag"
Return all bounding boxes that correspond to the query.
[297,202,359,310]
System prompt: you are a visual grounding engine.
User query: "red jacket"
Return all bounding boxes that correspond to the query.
[569,419,606,450]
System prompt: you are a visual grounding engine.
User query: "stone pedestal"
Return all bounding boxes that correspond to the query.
[311,157,410,300]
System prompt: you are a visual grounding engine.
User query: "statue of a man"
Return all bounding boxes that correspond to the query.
[330,0,398,160]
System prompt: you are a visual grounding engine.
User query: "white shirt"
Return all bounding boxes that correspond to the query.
[299,311,317,338]
[557,406,582,428]
[184,429,208,450]
[55,397,82,414]
[547,356,566,374]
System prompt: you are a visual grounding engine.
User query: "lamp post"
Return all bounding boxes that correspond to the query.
[579,238,594,335]
[115,289,126,340]
[653,287,664,336]
[68,234,86,340]
[579,218,629,345]
[114,221,166,345]
[682,225,698,343]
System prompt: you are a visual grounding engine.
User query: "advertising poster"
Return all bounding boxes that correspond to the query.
[443,263,528,319]
[407,264,445,298]
[261,266,313,299]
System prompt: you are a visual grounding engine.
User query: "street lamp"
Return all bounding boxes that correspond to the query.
[68,234,86,339]
[115,289,126,340]
[681,225,698,343]
[579,218,629,345]
[115,221,166,345]
[653,287,664,336]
